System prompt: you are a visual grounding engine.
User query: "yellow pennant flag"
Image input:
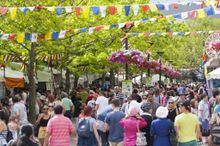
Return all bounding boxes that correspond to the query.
[205,0,210,6]
[149,4,158,12]
[134,21,141,27]
[10,8,17,19]
[204,64,208,77]
[45,32,52,40]
[198,9,206,18]
[116,5,123,15]
[17,33,25,43]
[82,7,90,18]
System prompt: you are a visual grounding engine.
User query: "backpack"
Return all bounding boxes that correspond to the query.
[77,118,90,138]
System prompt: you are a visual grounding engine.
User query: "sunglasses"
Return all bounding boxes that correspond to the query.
[43,108,48,110]
[49,106,54,108]
[169,102,174,104]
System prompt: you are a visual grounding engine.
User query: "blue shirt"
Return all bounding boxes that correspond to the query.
[215,105,220,113]
[105,110,125,142]
[97,105,113,121]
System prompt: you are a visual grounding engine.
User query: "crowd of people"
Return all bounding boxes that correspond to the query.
[0,82,219,146]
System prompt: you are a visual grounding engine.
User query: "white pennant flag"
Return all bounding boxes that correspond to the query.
[47,7,54,12]
[119,23,125,28]
[89,27,96,34]
[100,6,107,17]
[28,7,35,11]
[59,30,66,38]
[132,4,139,16]
[181,12,188,19]
[164,4,169,10]
[214,8,220,15]
[31,33,37,42]
[1,34,9,40]
[65,6,72,13]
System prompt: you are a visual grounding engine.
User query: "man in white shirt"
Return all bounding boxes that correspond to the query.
[95,91,109,116]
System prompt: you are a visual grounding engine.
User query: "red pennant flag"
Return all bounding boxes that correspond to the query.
[75,6,81,16]
[95,26,104,31]
[172,3,178,9]
[109,6,116,15]
[0,7,8,15]
[125,22,134,29]
[189,10,196,18]
[143,33,150,37]
[38,34,45,41]
[142,5,150,13]
[8,34,16,40]
[201,1,205,8]
[35,6,45,10]
[202,52,207,62]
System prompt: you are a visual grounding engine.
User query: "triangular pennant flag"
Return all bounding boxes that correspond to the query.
[1,34,9,40]
[56,7,63,15]
[27,7,35,11]
[109,6,116,15]
[25,34,31,41]
[181,12,189,19]
[204,7,214,16]
[19,7,28,13]
[80,28,88,33]
[38,34,45,41]
[89,27,96,34]
[75,6,81,16]
[173,14,182,19]
[134,21,141,27]
[198,9,206,18]
[116,5,123,15]
[100,6,107,17]
[125,22,133,29]
[17,33,25,43]
[58,30,66,38]
[110,24,118,29]
[0,7,8,15]
[95,26,104,31]
[189,10,197,18]
[82,7,90,18]
[172,3,178,9]
[132,4,139,16]
[119,23,125,28]
[8,34,16,40]
[31,33,37,42]
[124,5,131,16]
[47,7,55,12]
[156,4,165,10]
[91,6,100,16]
[65,6,72,13]
[164,4,169,10]
[52,32,59,40]
[149,4,158,11]
[142,5,150,13]
[9,8,17,19]
[45,32,52,40]
[35,6,45,10]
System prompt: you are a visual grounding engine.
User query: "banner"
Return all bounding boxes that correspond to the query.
[122,80,133,96]
[0,1,213,19]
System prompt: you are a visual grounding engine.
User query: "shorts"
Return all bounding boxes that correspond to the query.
[178,140,197,146]
[38,127,46,139]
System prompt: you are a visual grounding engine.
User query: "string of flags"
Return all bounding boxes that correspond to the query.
[0,1,215,19]
[0,6,217,43]
[127,30,220,37]
[0,54,62,62]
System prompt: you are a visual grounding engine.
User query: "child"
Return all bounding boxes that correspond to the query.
[8,116,19,140]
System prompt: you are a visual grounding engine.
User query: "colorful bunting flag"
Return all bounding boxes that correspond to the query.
[109,6,116,15]
[124,5,130,16]
[100,6,107,17]
[132,5,139,16]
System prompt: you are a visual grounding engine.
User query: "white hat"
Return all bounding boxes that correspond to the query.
[155,106,168,119]
[40,95,47,101]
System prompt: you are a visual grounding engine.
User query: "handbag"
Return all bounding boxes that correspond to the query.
[136,120,147,146]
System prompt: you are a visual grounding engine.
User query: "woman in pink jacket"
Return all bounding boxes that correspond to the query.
[120,107,147,146]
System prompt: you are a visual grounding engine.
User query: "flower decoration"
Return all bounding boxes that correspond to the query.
[212,42,220,52]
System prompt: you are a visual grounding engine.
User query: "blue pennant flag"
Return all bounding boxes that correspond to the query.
[56,7,63,15]
[110,24,118,29]
[155,33,161,36]
[173,14,181,19]
[52,32,59,40]
[91,6,100,15]
[124,5,130,16]
[19,7,29,13]
[156,4,165,10]
[204,7,214,16]
[25,34,31,41]
[80,28,88,33]
[178,32,184,36]
[141,19,148,23]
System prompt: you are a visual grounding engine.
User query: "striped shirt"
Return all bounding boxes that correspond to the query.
[47,114,74,146]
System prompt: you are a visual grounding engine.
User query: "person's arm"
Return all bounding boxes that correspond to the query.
[70,101,75,114]
[93,123,101,146]
[174,117,179,139]
[36,114,43,125]
[104,114,110,131]
[196,121,201,140]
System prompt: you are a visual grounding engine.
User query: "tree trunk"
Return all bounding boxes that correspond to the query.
[110,69,115,86]
[65,69,70,94]
[28,43,36,124]
[101,72,106,87]
[74,75,79,89]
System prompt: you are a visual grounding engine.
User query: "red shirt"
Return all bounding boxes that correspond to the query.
[47,114,74,146]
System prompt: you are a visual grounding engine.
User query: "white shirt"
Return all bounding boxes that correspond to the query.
[11,102,28,125]
[125,100,141,115]
[198,100,209,120]
[95,96,109,115]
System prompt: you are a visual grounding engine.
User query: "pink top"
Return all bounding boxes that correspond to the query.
[47,115,74,146]
[120,116,147,146]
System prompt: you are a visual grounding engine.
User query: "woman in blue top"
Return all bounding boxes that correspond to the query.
[150,106,174,146]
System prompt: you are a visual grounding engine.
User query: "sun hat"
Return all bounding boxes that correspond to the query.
[155,106,168,118]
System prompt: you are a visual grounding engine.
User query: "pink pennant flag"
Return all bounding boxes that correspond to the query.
[0,7,8,15]
[189,10,196,18]
[95,26,104,31]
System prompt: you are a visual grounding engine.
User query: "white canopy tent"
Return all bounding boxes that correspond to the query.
[207,67,220,96]
[206,67,220,80]
[0,67,24,82]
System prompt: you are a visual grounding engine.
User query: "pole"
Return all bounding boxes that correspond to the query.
[147,54,150,77]
[125,36,129,80]
[159,59,162,85]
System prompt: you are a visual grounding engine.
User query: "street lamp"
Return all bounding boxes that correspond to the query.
[157,51,164,85]
[121,23,134,80]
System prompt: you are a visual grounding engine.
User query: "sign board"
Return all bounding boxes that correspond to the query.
[122,80,132,97]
